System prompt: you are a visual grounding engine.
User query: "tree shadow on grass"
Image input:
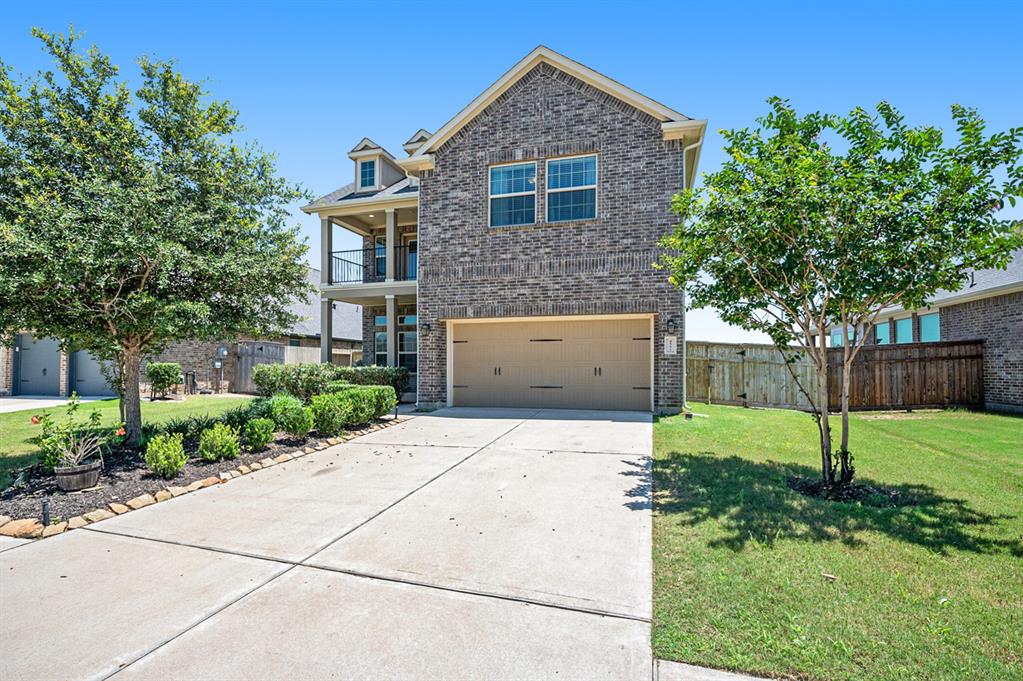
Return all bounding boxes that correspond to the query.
[654,451,1021,557]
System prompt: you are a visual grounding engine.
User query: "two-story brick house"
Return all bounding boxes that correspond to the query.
[303,47,705,412]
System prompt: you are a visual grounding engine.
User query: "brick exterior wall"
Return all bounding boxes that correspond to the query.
[940,290,1023,412]
[145,340,238,393]
[416,62,686,411]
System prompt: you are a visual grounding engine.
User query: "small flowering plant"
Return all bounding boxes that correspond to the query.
[32,393,125,471]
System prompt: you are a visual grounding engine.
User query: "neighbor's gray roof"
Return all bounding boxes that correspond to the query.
[287,268,361,341]
[304,177,419,211]
[928,248,1023,304]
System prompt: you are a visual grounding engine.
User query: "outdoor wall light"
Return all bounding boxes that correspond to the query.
[421,322,431,337]
[665,318,678,335]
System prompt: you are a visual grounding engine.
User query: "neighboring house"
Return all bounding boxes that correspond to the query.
[824,249,1023,413]
[0,267,362,397]
[303,46,705,412]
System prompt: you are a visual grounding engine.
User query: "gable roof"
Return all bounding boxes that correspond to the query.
[349,137,382,154]
[400,45,705,179]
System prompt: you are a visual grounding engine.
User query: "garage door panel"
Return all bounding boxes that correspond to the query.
[452,318,652,411]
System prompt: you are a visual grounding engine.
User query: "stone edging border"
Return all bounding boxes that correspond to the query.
[0,415,409,541]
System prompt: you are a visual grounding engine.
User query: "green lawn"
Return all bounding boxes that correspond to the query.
[654,405,1022,681]
[0,396,253,488]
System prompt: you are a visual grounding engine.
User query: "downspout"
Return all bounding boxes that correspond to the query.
[678,136,702,412]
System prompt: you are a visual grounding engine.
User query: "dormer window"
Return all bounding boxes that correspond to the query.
[359,160,377,189]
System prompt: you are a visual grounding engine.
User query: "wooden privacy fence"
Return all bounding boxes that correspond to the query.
[686,340,984,411]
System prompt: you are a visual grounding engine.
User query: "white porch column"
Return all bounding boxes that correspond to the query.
[385,294,397,367]
[385,208,397,282]
[320,218,332,364]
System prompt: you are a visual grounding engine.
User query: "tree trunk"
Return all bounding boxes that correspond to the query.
[838,350,855,485]
[121,345,143,444]
[817,334,834,484]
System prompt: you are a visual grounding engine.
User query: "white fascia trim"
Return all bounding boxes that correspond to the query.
[302,193,418,216]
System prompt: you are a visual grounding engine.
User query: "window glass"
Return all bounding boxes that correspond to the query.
[398,315,417,327]
[895,318,913,344]
[289,337,301,347]
[919,313,940,342]
[547,155,597,222]
[489,163,536,227]
[360,160,376,188]
[547,156,597,189]
[374,331,387,366]
[374,315,387,327]
[374,237,386,277]
[874,323,891,345]
[830,329,843,347]
[399,331,417,353]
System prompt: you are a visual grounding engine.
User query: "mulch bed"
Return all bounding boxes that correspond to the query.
[1,430,338,522]
[786,475,917,508]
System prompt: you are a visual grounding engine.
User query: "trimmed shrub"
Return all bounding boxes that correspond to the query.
[333,366,410,398]
[198,423,240,462]
[243,418,275,452]
[323,380,355,394]
[251,363,338,402]
[146,362,181,397]
[145,432,187,478]
[310,393,352,436]
[310,386,397,433]
[269,393,303,427]
[281,407,314,438]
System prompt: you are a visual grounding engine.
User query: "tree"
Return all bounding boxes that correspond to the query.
[0,29,311,442]
[662,98,1022,486]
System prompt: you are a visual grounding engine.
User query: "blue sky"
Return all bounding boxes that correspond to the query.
[4,0,1022,342]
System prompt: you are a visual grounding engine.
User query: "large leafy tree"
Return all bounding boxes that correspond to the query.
[662,98,1022,486]
[0,29,311,442]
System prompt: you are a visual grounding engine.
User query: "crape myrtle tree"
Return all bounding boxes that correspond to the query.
[662,98,1022,486]
[0,29,312,442]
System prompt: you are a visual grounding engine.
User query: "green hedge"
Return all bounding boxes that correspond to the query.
[252,363,410,402]
[333,366,409,398]
[310,385,397,435]
[251,363,337,401]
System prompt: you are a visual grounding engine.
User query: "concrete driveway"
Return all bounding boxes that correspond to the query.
[0,408,653,681]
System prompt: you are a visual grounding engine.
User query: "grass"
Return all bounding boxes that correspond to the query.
[0,396,253,488]
[653,405,1022,681]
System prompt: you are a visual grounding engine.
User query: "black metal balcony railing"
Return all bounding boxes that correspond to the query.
[330,245,417,285]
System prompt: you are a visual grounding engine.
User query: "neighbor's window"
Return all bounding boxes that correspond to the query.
[547,155,597,222]
[489,162,536,227]
[360,159,376,188]
[895,317,913,344]
[874,322,891,345]
[919,312,940,342]
[830,328,843,347]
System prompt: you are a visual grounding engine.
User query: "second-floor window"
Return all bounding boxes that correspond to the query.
[489,162,536,227]
[360,159,376,189]
[874,322,891,345]
[919,312,940,342]
[547,155,597,222]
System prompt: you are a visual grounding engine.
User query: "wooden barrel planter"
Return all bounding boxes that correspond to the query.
[54,460,102,492]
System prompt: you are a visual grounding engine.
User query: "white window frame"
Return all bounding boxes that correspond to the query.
[545,154,598,223]
[487,161,537,228]
[359,159,377,189]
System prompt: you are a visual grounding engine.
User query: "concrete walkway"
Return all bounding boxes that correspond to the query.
[1,407,653,680]
[0,395,107,414]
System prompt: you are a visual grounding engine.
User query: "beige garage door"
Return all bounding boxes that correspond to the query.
[452,317,651,411]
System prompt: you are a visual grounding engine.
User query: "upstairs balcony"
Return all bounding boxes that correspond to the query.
[329,244,417,285]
